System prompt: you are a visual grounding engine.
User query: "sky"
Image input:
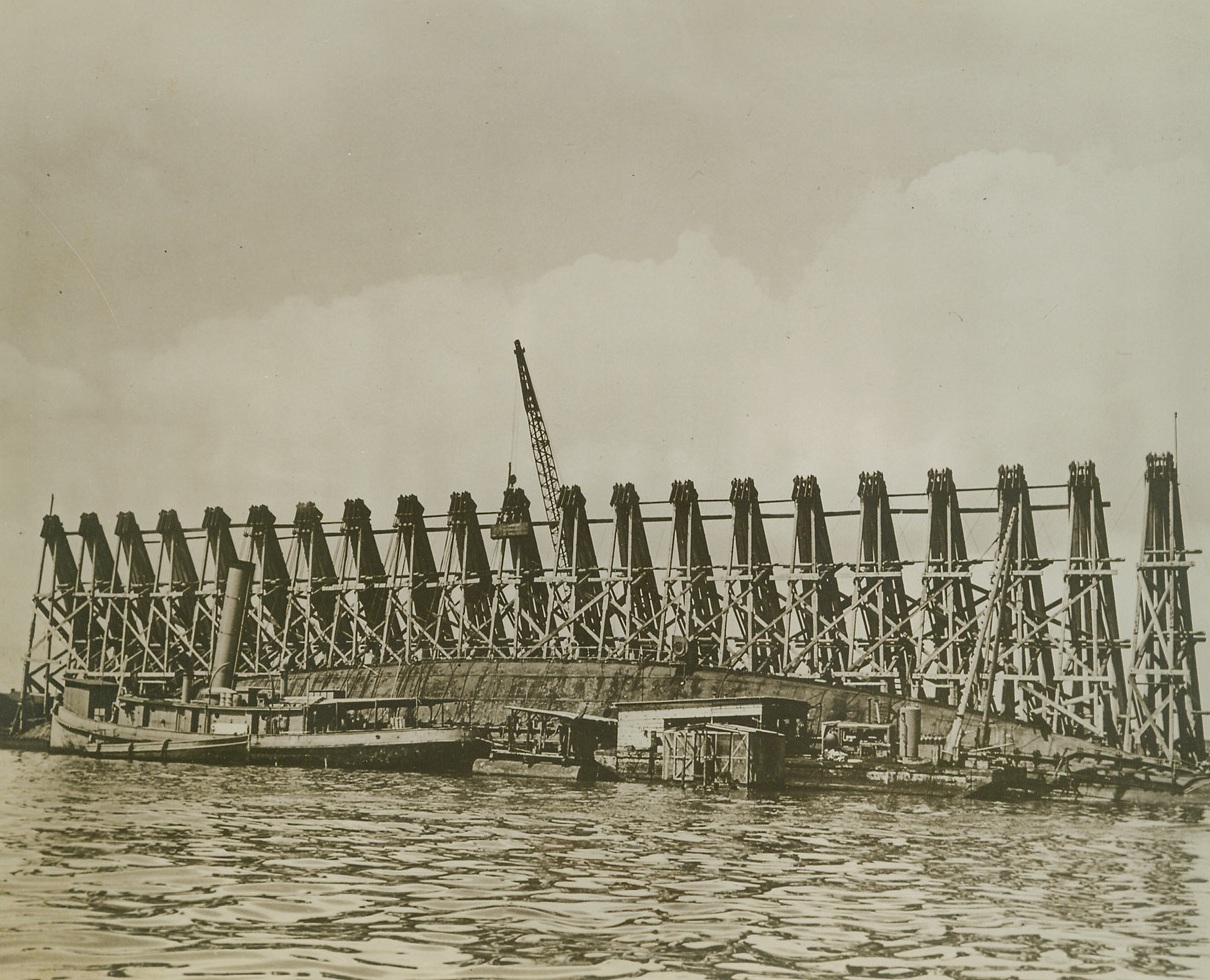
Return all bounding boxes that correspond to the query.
[1,2,1207,691]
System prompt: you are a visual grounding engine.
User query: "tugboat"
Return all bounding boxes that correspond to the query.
[49,677,489,773]
[49,560,488,774]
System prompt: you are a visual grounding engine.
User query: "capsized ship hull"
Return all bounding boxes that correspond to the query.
[282,660,1117,760]
[284,660,1210,799]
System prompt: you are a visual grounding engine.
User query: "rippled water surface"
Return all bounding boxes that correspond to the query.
[2,750,1208,979]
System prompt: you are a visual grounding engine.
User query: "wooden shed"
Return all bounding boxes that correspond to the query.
[661,723,785,788]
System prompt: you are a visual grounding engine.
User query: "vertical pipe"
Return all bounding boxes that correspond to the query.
[211,560,254,692]
[900,703,922,759]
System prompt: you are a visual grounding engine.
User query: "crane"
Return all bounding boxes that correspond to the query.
[513,339,563,555]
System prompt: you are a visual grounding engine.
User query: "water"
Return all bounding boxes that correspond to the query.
[1,750,1207,979]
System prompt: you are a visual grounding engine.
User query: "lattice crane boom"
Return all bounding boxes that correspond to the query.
[513,340,563,550]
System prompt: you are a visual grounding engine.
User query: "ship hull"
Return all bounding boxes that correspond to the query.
[50,707,250,763]
[1055,772,1210,803]
[282,660,1128,761]
[248,727,488,774]
[49,704,486,774]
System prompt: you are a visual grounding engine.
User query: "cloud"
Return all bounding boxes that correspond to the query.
[2,149,1207,685]
[6,3,1208,374]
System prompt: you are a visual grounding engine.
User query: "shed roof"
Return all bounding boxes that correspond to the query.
[615,696,809,714]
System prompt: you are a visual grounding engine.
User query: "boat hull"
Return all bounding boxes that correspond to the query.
[50,706,487,774]
[50,709,250,763]
[1056,772,1210,803]
[249,728,489,774]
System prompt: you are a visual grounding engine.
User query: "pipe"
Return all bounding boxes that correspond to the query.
[900,703,922,760]
[210,559,254,693]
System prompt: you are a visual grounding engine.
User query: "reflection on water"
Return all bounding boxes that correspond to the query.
[0,750,1207,979]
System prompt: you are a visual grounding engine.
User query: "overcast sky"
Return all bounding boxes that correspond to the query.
[2,2,1207,689]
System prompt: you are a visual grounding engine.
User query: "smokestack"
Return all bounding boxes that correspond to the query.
[210,559,254,692]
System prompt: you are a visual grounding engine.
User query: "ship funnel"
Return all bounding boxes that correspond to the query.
[210,559,254,693]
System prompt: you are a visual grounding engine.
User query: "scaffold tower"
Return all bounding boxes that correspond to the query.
[17,455,1204,767]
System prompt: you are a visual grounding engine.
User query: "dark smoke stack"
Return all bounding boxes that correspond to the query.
[210,560,254,692]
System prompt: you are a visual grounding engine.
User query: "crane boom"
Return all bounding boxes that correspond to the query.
[513,340,562,550]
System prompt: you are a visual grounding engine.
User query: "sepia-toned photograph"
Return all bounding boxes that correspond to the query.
[1,3,1208,977]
